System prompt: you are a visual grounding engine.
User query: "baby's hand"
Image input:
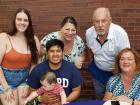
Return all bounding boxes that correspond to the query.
[117,95,132,104]
[20,100,28,105]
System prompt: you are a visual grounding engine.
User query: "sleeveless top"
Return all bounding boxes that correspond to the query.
[1,35,31,69]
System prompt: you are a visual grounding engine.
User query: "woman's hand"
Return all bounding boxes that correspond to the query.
[21,85,29,98]
[20,99,28,105]
[116,95,132,104]
[74,56,85,69]
[5,88,15,103]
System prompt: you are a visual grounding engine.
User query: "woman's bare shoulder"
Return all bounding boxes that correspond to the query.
[34,35,38,39]
[0,32,10,46]
[0,32,9,39]
[0,33,12,45]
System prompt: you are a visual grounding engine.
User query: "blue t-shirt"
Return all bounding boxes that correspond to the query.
[27,60,83,96]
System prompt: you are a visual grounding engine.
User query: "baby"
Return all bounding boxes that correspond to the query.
[22,71,67,105]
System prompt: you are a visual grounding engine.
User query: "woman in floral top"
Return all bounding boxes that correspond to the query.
[41,16,85,69]
[104,48,140,105]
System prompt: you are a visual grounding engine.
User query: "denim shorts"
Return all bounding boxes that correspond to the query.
[0,66,30,93]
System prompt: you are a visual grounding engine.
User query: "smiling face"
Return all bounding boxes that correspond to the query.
[15,11,29,33]
[47,45,63,65]
[40,71,57,90]
[93,8,111,36]
[119,51,136,73]
[60,22,77,41]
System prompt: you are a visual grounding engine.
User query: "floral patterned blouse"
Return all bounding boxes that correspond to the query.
[41,31,85,63]
[106,72,140,100]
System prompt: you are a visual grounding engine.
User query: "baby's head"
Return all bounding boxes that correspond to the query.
[40,71,57,87]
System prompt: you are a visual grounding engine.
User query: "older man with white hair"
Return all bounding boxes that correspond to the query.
[86,7,130,99]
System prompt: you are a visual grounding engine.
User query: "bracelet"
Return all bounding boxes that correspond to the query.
[4,87,11,92]
[111,96,117,100]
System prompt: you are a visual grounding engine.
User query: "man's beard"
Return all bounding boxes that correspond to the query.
[97,31,105,36]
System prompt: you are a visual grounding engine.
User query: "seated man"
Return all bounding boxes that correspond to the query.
[27,39,83,104]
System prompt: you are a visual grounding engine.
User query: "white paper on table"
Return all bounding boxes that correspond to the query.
[103,100,130,105]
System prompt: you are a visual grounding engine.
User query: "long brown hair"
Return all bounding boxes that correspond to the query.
[114,48,140,74]
[8,8,38,64]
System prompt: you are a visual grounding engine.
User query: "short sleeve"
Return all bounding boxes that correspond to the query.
[41,32,58,47]
[41,34,51,47]
[119,31,130,50]
[71,67,83,88]
[106,77,113,92]
[106,75,120,93]
[115,25,130,51]
[74,36,85,55]
[85,27,94,48]
[85,30,90,48]
[26,67,41,89]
